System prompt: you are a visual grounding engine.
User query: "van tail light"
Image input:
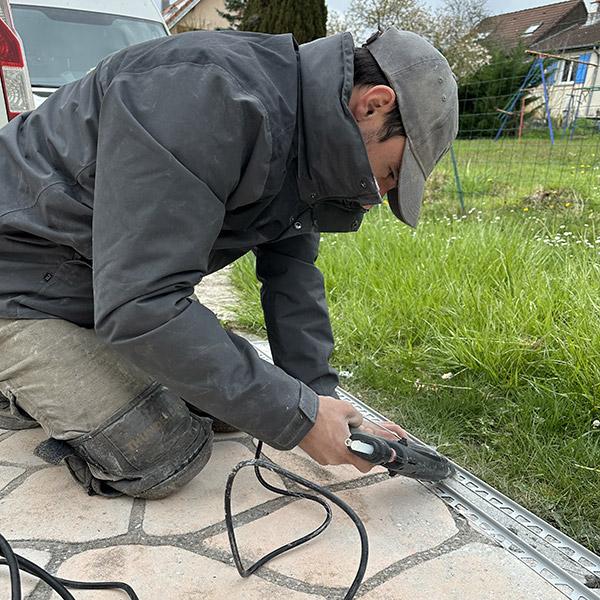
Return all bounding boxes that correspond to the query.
[0,0,34,120]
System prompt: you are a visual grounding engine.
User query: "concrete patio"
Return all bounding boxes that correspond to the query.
[0,423,573,599]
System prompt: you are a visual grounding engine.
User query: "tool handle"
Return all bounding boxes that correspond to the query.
[345,431,396,465]
[346,428,455,482]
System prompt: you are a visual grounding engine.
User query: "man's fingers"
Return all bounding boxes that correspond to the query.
[346,451,374,473]
[381,422,408,439]
[361,421,407,440]
[343,401,363,429]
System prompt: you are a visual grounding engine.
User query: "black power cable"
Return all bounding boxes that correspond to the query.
[0,534,21,599]
[2,432,450,598]
[223,429,454,596]
[0,532,139,600]
[0,442,369,600]
[224,441,370,599]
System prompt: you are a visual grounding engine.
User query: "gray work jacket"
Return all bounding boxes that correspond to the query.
[0,31,381,449]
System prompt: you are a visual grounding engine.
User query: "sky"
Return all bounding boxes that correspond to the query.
[326,0,592,16]
[157,0,595,19]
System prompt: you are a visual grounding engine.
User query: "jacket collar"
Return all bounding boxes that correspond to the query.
[295,33,382,229]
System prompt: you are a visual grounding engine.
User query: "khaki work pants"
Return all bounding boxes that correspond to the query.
[0,318,213,498]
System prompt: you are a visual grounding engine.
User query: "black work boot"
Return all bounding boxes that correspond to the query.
[208,418,239,434]
[0,390,40,430]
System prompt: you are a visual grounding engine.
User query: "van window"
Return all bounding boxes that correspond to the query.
[11,5,167,87]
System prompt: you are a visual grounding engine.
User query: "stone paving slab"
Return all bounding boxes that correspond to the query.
[0,466,132,542]
[56,545,317,599]
[206,476,459,587]
[362,543,568,600]
[0,417,591,599]
[0,428,47,466]
[194,270,237,322]
[143,439,281,536]
[0,465,24,491]
[0,548,51,597]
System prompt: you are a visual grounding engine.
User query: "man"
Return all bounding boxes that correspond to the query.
[0,28,457,498]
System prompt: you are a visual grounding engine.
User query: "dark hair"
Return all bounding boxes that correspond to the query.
[353,47,405,142]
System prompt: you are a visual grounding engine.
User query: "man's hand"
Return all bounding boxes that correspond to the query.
[298,395,405,473]
[356,420,407,441]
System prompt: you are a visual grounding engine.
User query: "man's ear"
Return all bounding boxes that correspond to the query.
[349,85,396,122]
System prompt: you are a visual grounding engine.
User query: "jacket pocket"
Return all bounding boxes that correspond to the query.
[20,256,94,326]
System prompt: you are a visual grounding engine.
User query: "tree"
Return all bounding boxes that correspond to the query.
[458,45,541,138]
[345,0,430,43]
[430,0,490,80]
[225,0,326,43]
[218,0,247,29]
[343,0,490,79]
[327,9,348,36]
[240,0,270,31]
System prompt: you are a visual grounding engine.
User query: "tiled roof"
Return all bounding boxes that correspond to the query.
[162,0,203,28]
[477,0,587,50]
[531,17,600,51]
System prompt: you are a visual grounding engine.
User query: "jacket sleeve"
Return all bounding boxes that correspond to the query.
[92,65,318,450]
[255,233,340,398]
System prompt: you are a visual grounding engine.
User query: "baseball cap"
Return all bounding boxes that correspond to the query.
[364,28,459,227]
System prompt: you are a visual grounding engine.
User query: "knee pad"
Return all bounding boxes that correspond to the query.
[64,382,214,499]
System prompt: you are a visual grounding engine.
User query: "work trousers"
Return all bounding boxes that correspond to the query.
[0,318,214,498]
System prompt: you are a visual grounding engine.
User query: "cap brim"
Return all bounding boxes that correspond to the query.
[387,143,425,228]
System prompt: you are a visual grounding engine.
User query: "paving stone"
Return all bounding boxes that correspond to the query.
[143,440,282,536]
[0,465,24,491]
[56,544,317,599]
[206,476,458,587]
[213,430,247,441]
[0,548,50,597]
[362,542,568,599]
[0,428,48,466]
[0,467,132,542]
[194,267,237,322]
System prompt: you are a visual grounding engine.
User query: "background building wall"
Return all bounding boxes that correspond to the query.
[173,0,228,32]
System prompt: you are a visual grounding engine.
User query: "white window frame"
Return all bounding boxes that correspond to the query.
[522,23,542,36]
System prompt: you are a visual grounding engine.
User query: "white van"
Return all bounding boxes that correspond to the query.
[0,0,34,126]
[0,0,169,125]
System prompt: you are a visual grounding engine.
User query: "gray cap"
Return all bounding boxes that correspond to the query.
[365,28,459,227]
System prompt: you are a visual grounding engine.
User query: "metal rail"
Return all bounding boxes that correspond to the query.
[250,340,600,600]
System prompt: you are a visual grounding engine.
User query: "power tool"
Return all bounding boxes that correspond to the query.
[346,427,455,482]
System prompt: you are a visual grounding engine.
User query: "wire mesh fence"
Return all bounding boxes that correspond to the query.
[432,16,600,213]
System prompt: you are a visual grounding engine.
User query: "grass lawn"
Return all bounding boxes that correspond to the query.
[230,136,600,554]
[434,135,600,208]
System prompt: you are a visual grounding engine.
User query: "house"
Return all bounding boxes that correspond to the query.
[530,2,600,121]
[476,0,588,50]
[163,0,229,33]
[477,0,599,123]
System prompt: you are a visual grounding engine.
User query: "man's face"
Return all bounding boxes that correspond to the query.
[348,85,406,199]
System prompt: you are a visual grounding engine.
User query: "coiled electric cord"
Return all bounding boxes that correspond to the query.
[0,532,139,599]
[224,441,369,599]
[1,442,370,599]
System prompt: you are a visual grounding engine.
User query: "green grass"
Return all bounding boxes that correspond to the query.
[435,136,600,208]
[230,139,600,554]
